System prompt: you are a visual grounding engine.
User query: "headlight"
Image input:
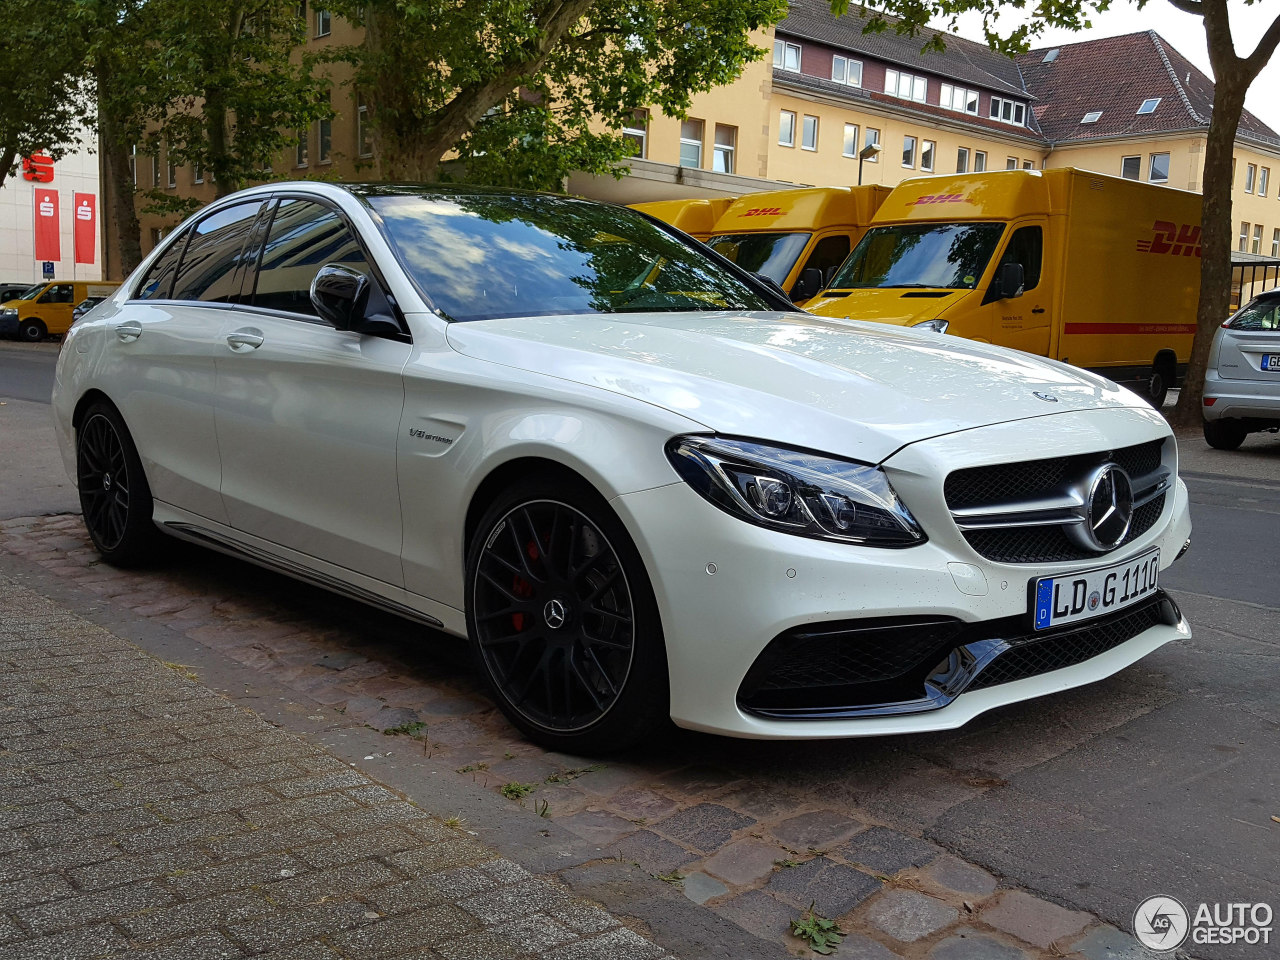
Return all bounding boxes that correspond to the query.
[665,436,925,547]
[0,309,16,319]
[912,319,949,333]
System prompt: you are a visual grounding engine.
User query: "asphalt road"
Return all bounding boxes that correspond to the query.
[3,342,1278,958]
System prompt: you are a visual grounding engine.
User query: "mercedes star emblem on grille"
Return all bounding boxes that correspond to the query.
[1070,463,1135,551]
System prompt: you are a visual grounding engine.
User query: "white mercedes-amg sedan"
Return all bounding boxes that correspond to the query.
[53,182,1192,753]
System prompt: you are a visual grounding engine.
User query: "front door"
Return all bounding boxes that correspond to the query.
[214,197,410,587]
[978,220,1051,356]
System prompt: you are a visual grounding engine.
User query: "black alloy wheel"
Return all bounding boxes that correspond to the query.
[466,481,668,753]
[76,403,159,565]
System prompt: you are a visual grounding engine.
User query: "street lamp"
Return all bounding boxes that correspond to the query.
[857,142,882,185]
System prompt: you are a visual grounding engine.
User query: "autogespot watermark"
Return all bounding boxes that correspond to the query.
[1134,895,1274,951]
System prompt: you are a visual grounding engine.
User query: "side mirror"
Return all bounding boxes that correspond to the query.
[310,264,371,331]
[791,267,824,302]
[996,261,1025,300]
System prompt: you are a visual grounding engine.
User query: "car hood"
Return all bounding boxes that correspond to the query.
[445,310,1140,463]
[805,289,968,326]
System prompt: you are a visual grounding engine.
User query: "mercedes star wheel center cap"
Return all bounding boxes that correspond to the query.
[543,598,567,630]
[102,473,112,491]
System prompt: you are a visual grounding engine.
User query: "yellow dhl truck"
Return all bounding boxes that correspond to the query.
[704,185,892,303]
[628,198,734,242]
[805,168,1202,405]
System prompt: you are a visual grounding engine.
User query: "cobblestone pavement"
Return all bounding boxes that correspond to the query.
[0,516,1168,960]
[0,574,675,960]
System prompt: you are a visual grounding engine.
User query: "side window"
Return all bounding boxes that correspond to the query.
[136,234,188,300]
[801,234,852,285]
[40,284,75,304]
[999,225,1043,291]
[252,199,373,317]
[171,201,265,303]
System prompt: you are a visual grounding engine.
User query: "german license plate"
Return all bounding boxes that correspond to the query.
[1262,354,1280,371]
[1032,548,1160,630]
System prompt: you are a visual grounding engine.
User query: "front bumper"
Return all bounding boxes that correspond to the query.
[0,314,18,337]
[612,406,1192,739]
[1203,368,1280,422]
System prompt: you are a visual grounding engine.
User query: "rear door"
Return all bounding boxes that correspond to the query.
[106,200,267,524]
[1218,297,1280,382]
[214,196,410,587]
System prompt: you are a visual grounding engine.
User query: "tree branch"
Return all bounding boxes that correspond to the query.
[1244,12,1280,77]
[1165,0,1203,16]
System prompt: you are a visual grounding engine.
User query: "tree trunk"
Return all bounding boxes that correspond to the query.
[205,90,235,199]
[96,57,144,277]
[0,147,17,195]
[1169,81,1246,428]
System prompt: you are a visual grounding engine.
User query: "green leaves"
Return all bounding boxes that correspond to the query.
[791,902,845,955]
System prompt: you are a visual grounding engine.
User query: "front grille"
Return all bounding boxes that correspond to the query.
[968,594,1169,690]
[944,439,1164,510]
[963,493,1165,563]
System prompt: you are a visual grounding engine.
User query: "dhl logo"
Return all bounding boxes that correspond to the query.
[910,193,965,205]
[742,207,785,217]
[1136,220,1201,257]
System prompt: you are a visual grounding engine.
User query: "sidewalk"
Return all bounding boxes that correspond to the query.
[0,575,671,960]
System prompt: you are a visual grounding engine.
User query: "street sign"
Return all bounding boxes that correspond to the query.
[42,261,54,279]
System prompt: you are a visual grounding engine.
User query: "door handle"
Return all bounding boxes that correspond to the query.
[1031,307,1046,314]
[226,329,265,351]
[115,321,142,342]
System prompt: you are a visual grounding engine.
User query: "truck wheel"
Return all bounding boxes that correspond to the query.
[18,318,46,342]
[1145,363,1172,408]
[1203,418,1247,451]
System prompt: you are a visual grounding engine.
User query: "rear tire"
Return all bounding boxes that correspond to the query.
[1145,360,1173,409]
[76,402,161,565]
[1203,418,1247,451]
[464,475,669,754]
[18,318,46,342]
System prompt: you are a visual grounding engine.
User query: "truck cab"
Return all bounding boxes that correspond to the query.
[0,280,123,341]
[628,198,735,242]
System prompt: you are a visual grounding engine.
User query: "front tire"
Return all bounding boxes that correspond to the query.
[18,318,46,342]
[76,402,161,565]
[465,477,669,754]
[1203,417,1247,451]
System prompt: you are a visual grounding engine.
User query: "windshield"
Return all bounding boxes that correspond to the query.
[706,232,811,286]
[827,223,1006,290]
[11,283,46,301]
[367,193,776,322]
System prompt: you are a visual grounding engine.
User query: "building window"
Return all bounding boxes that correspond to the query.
[921,140,935,172]
[801,115,818,151]
[940,84,979,115]
[1022,159,1033,170]
[864,127,880,159]
[1253,224,1263,255]
[1246,163,1257,193]
[956,147,969,173]
[356,94,372,158]
[1272,228,1279,258]
[1136,97,1161,114]
[1149,152,1170,183]
[318,115,332,163]
[1240,221,1250,252]
[296,128,309,167]
[679,119,704,167]
[194,162,203,184]
[167,160,177,188]
[773,39,800,72]
[990,97,1026,125]
[902,135,916,168]
[884,69,926,103]
[974,151,986,172]
[315,8,330,36]
[713,124,736,173]
[622,110,647,158]
[779,110,796,147]
[152,153,161,187]
[129,144,137,186]
[1261,166,1270,196]
[1121,156,1140,180]
[1006,156,1018,170]
[1081,110,1102,124]
[842,123,859,159]
[831,55,863,86]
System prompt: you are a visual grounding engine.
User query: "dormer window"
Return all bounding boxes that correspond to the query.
[832,55,863,87]
[1081,111,1103,123]
[773,39,801,72]
[990,97,1026,126]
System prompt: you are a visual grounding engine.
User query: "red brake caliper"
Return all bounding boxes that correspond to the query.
[511,539,540,631]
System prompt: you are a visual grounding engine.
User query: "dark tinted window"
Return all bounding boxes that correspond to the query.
[137,234,187,300]
[830,223,1006,290]
[999,225,1043,291]
[707,232,811,286]
[1229,298,1280,330]
[171,201,264,302]
[252,199,372,316]
[39,284,75,304]
[801,234,851,285]
[369,193,777,322]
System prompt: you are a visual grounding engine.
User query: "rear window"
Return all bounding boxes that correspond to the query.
[367,193,775,322]
[1228,298,1280,330]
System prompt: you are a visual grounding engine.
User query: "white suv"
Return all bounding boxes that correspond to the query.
[53,182,1193,752]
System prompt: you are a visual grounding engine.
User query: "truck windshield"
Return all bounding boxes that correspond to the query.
[13,284,46,301]
[706,232,812,286]
[826,223,1005,290]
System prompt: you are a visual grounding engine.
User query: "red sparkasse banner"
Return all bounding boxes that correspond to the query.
[74,193,96,264]
[33,189,60,262]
